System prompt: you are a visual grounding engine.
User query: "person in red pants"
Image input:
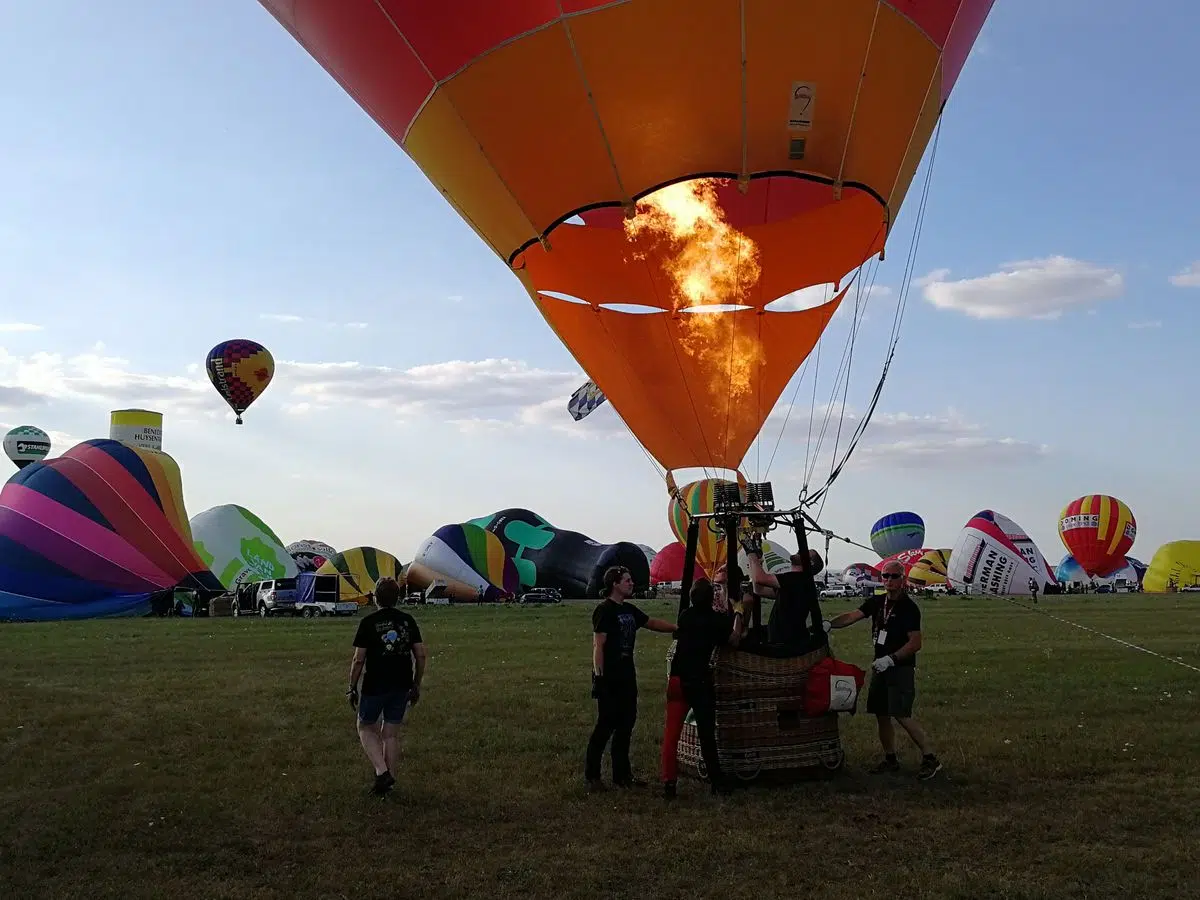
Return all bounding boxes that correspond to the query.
[660,575,749,798]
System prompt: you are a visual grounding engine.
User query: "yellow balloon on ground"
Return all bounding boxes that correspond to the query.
[1142,541,1200,592]
[316,546,406,605]
[908,548,951,587]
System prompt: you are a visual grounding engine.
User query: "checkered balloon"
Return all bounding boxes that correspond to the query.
[205,339,275,425]
[567,379,607,422]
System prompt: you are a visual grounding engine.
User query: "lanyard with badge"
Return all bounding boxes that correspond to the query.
[876,596,894,648]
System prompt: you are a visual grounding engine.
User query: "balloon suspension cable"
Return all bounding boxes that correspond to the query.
[804,118,943,515]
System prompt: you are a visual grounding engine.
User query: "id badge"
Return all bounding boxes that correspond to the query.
[876,628,888,646]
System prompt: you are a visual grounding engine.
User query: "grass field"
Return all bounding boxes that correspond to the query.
[2,595,1198,899]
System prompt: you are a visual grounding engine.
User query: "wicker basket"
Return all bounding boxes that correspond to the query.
[676,642,845,781]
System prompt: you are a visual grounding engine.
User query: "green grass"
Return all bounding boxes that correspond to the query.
[2,595,1198,899]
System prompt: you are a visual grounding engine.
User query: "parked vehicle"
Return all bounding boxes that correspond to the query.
[519,588,562,604]
[819,584,853,599]
[294,572,359,617]
[255,578,299,616]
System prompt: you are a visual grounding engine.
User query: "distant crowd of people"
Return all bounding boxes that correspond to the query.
[342,545,942,799]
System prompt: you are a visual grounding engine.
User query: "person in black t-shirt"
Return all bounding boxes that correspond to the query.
[659,575,748,798]
[585,565,676,792]
[828,558,941,781]
[745,543,829,647]
[347,577,427,796]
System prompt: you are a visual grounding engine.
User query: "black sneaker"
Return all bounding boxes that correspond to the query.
[869,756,901,774]
[371,771,396,796]
[662,781,677,800]
[918,755,942,781]
[585,778,607,793]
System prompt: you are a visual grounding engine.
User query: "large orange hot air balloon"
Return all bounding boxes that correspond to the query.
[1058,495,1137,579]
[256,1,993,476]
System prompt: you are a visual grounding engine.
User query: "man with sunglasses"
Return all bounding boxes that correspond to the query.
[828,559,942,781]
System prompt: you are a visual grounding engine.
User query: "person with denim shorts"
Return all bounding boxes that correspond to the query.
[346,577,426,796]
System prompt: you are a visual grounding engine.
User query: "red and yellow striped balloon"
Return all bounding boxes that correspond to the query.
[1058,495,1136,578]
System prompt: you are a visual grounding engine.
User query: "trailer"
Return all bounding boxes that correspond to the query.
[294,572,359,617]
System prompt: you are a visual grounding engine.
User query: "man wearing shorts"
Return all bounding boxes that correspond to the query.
[828,558,942,780]
[347,577,426,796]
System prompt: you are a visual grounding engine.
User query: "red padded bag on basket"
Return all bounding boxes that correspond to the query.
[804,656,867,716]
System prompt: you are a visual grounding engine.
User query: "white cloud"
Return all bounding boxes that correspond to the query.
[0,384,50,411]
[1128,320,1162,330]
[1169,262,1200,288]
[0,346,1044,474]
[921,256,1124,320]
[259,312,370,329]
[280,358,581,421]
[0,348,214,417]
[0,323,43,333]
[765,405,1049,472]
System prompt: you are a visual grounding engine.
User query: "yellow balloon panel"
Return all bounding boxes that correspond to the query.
[1142,541,1200,593]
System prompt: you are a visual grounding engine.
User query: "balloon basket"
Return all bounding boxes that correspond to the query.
[676,643,846,784]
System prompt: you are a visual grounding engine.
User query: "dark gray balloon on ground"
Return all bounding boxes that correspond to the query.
[467,508,650,597]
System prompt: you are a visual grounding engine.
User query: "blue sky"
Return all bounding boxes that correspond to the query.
[1,1,1197,574]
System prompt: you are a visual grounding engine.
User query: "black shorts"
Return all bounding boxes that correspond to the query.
[866,665,916,718]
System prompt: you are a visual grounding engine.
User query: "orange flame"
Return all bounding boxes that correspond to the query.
[623,179,763,399]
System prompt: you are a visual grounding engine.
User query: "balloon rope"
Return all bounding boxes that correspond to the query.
[1000,595,1200,675]
[807,118,942,512]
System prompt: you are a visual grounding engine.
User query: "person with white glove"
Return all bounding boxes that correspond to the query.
[826,559,942,781]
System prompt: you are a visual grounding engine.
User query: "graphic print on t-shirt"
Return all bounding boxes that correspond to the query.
[617,611,638,657]
[380,624,409,653]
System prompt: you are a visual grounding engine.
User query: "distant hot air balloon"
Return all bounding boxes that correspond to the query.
[190,504,297,589]
[317,546,406,606]
[843,562,881,584]
[649,542,705,586]
[1058,495,1136,578]
[737,538,795,578]
[567,379,608,422]
[256,1,994,482]
[907,548,952,587]
[408,523,521,602]
[0,439,222,621]
[946,510,1057,595]
[669,477,743,578]
[3,425,51,470]
[1055,553,1142,589]
[205,339,274,424]
[286,539,337,573]
[469,508,648,597]
[870,512,925,559]
[1142,541,1200,593]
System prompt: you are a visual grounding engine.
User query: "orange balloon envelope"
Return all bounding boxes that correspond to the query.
[257,1,993,471]
[1058,495,1137,579]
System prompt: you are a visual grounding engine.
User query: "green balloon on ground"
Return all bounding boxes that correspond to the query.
[190,503,297,588]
